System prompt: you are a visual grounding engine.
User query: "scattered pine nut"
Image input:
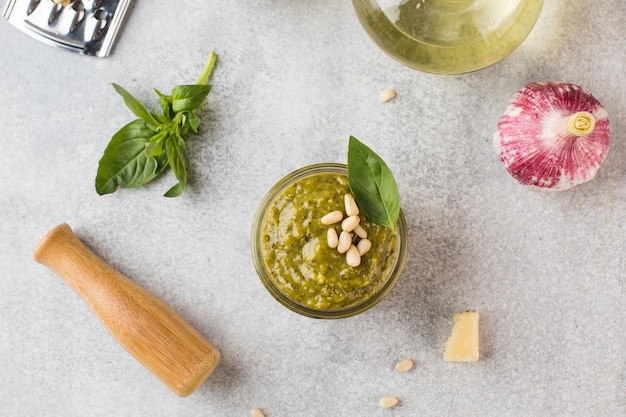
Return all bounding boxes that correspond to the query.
[337,231,352,254]
[344,193,359,216]
[341,215,360,232]
[346,245,362,267]
[379,88,397,103]
[395,358,414,372]
[321,210,343,225]
[357,238,372,256]
[327,228,339,248]
[353,224,367,239]
[250,407,265,417]
[379,396,399,409]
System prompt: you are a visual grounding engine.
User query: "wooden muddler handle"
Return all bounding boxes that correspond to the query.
[33,223,221,397]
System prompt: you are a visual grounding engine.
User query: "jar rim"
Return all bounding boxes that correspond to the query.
[250,163,408,319]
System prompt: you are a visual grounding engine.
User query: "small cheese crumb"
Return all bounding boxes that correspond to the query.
[443,311,480,362]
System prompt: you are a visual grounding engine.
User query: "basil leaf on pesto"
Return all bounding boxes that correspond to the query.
[347,136,400,232]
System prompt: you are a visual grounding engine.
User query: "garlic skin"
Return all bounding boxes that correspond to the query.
[494,82,610,191]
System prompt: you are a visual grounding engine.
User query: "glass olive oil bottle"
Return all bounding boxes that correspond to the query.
[352,0,544,74]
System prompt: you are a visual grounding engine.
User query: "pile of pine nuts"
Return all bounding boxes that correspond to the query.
[321,193,372,267]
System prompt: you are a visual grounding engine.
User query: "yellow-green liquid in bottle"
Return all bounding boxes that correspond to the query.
[352,0,544,74]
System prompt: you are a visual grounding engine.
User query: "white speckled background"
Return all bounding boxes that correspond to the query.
[1,1,624,416]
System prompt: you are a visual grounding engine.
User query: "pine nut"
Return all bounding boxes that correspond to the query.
[341,215,360,232]
[379,396,399,409]
[346,245,361,267]
[321,210,343,225]
[357,238,371,256]
[395,358,414,372]
[353,224,367,239]
[337,231,352,254]
[327,228,339,248]
[251,408,265,417]
[344,193,359,216]
[379,88,397,103]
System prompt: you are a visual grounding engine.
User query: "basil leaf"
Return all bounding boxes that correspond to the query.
[182,111,201,134]
[112,83,159,126]
[95,120,168,195]
[173,129,186,150]
[148,130,167,143]
[145,131,167,157]
[153,112,170,124]
[171,84,212,113]
[164,133,187,197]
[347,136,400,232]
[154,88,173,119]
[164,182,184,198]
[145,141,164,158]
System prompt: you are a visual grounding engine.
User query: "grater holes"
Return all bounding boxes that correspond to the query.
[5,0,131,57]
[69,1,85,32]
[89,8,109,41]
[81,0,103,9]
[48,1,63,24]
[27,0,41,15]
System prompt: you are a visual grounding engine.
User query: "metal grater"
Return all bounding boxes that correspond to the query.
[3,0,131,57]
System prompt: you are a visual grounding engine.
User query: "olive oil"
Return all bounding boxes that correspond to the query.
[352,0,544,74]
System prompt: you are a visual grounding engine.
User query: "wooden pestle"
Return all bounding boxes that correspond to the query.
[33,223,221,397]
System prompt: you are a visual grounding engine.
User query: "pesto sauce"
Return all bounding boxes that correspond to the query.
[261,173,398,310]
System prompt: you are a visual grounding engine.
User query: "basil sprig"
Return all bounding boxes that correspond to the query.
[95,51,217,197]
[347,136,400,232]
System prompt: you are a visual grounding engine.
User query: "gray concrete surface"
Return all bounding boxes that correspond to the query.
[0,1,624,416]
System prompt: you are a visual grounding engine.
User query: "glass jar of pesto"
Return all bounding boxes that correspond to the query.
[251,163,408,319]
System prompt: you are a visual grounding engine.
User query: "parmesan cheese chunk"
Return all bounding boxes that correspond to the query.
[443,311,480,362]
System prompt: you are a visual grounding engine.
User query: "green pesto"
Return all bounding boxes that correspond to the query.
[261,172,398,310]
